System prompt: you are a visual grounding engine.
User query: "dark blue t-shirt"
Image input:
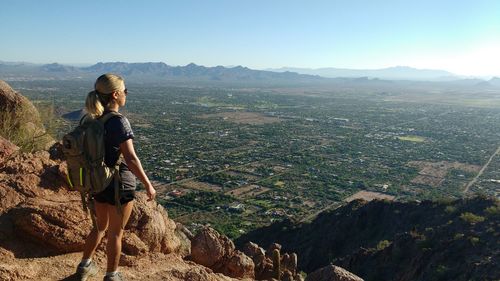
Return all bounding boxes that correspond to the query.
[102,110,136,191]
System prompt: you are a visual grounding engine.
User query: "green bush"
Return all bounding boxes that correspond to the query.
[485,205,500,217]
[486,227,495,233]
[469,236,480,245]
[444,206,456,214]
[376,240,391,251]
[460,212,485,224]
[437,197,455,205]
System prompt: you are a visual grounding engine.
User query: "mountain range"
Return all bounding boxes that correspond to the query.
[1,61,498,84]
[0,61,321,84]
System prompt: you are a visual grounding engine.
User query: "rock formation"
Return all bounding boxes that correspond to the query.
[243,241,302,281]
[0,80,53,151]
[190,227,255,279]
[0,136,18,165]
[0,142,187,255]
[0,142,246,280]
[305,264,364,281]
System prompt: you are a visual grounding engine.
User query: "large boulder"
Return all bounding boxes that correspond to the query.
[305,264,364,281]
[215,250,254,279]
[12,198,92,253]
[0,147,186,259]
[0,80,53,151]
[10,192,187,257]
[191,227,255,279]
[191,227,235,267]
[125,193,183,255]
[0,150,65,215]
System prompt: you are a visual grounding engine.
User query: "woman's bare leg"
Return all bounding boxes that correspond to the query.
[105,201,134,272]
[82,201,109,259]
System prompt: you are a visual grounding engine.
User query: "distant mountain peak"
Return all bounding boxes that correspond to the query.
[267,65,457,81]
[488,76,500,86]
[40,63,78,73]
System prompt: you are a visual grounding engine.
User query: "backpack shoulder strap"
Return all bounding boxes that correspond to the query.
[79,113,90,125]
[100,111,124,168]
[99,111,122,124]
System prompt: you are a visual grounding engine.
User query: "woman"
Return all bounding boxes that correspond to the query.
[75,73,156,281]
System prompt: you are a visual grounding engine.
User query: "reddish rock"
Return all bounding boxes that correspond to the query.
[305,264,364,281]
[122,232,148,256]
[243,241,302,281]
[282,252,298,275]
[0,180,23,216]
[167,266,237,281]
[0,136,18,165]
[13,198,92,254]
[191,227,255,279]
[174,222,192,257]
[243,242,274,279]
[127,193,181,254]
[191,227,235,268]
[256,256,275,280]
[216,250,255,279]
[243,241,265,258]
[0,147,185,258]
[0,151,66,216]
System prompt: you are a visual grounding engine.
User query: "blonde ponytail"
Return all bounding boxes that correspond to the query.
[85,90,105,118]
[84,73,125,118]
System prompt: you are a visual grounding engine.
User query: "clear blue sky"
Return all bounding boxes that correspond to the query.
[1,0,499,76]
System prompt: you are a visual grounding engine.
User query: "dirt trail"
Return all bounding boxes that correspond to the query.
[463,146,500,194]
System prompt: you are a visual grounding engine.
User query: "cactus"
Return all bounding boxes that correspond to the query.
[282,253,290,271]
[272,248,281,280]
[290,253,297,275]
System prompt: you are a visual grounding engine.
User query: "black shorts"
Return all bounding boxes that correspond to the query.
[93,183,135,205]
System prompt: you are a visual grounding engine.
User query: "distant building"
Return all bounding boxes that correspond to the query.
[168,189,184,197]
[228,203,245,213]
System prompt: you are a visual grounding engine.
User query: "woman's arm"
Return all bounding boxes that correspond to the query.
[120,139,156,201]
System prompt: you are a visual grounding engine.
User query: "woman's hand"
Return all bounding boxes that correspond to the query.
[146,183,156,201]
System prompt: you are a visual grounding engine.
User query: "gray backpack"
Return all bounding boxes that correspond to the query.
[62,112,122,224]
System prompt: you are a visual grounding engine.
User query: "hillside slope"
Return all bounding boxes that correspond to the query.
[236,198,500,281]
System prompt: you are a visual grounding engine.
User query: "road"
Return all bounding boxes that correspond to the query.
[463,145,500,194]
